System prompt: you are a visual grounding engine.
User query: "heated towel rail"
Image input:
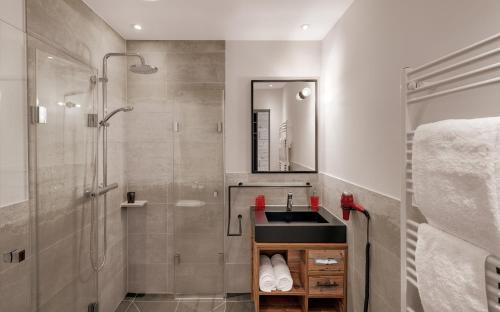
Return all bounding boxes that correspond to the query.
[401,32,500,312]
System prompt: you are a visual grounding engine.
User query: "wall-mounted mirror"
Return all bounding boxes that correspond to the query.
[251,80,317,173]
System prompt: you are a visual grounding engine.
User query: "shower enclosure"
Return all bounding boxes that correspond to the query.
[171,83,225,297]
[28,41,226,311]
[33,49,100,311]
[124,42,226,298]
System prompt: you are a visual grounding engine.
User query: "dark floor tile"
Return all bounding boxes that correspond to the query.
[225,293,252,302]
[126,302,141,312]
[135,301,178,312]
[226,301,255,312]
[176,300,225,312]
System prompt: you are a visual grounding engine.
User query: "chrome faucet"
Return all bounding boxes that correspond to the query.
[286,192,293,212]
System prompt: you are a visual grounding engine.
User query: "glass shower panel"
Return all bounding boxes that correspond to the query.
[34,49,98,311]
[172,83,225,297]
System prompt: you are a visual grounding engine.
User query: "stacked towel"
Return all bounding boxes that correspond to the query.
[416,224,489,312]
[271,254,293,292]
[259,255,276,292]
[413,117,500,256]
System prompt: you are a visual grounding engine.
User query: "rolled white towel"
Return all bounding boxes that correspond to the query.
[271,254,293,292]
[259,255,276,292]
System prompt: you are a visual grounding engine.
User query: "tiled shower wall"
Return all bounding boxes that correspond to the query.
[25,0,128,311]
[318,173,401,312]
[125,40,225,294]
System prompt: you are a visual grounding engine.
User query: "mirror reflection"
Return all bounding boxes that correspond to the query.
[252,80,317,173]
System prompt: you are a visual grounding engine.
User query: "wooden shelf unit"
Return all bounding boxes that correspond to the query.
[252,242,348,312]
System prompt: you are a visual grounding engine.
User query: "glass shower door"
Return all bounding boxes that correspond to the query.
[172,83,225,297]
[34,49,99,311]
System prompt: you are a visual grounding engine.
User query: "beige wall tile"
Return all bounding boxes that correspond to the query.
[128,234,169,264]
[320,173,401,312]
[128,263,168,293]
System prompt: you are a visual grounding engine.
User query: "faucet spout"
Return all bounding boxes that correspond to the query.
[286,192,293,212]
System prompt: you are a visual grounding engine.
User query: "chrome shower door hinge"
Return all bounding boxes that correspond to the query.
[217,122,223,133]
[31,106,47,124]
[87,114,98,127]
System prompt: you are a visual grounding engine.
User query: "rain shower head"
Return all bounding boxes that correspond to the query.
[129,63,158,74]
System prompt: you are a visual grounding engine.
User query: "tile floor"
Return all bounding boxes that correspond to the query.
[114,294,254,312]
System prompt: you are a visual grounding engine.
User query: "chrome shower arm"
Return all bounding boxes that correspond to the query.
[101,53,145,82]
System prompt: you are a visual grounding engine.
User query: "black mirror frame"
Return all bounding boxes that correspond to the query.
[251,79,318,174]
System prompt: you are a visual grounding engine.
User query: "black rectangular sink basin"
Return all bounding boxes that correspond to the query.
[265,211,328,223]
[253,206,346,244]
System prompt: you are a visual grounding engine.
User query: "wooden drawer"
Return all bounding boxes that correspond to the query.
[308,250,345,274]
[308,276,344,297]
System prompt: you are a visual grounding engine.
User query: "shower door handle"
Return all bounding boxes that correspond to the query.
[174,122,180,132]
[217,122,223,133]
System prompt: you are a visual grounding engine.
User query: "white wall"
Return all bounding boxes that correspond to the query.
[320,0,500,199]
[225,41,321,173]
[0,1,27,206]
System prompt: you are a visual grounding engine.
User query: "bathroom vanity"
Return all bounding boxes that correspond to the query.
[251,207,348,312]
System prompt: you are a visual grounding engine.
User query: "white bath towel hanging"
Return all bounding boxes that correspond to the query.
[259,255,276,292]
[271,254,293,292]
[413,117,500,256]
[416,224,489,312]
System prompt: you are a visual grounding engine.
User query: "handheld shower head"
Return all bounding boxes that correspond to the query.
[100,106,133,126]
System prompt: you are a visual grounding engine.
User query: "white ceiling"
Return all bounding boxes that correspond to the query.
[82,0,354,40]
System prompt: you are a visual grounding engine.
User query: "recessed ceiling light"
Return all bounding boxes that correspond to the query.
[133,24,142,30]
[301,24,310,31]
[47,56,54,60]
[269,84,273,87]
[143,0,159,2]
